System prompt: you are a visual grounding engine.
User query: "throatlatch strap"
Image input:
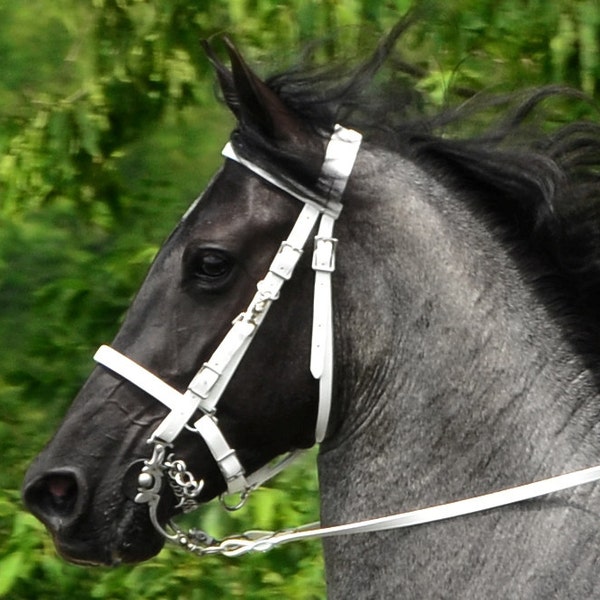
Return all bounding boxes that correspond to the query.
[310,125,362,442]
[311,213,337,443]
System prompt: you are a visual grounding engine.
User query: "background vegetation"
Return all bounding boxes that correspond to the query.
[1,0,598,598]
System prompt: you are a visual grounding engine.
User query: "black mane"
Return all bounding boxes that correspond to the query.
[234,20,600,344]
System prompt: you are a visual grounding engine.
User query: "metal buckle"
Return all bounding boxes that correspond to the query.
[188,362,222,404]
[312,236,338,272]
[269,241,303,280]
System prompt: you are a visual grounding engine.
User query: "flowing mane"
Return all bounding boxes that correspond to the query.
[230,21,600,359]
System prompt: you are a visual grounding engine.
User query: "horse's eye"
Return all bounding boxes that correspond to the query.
[195,253,230,278]
[184,248,234,290]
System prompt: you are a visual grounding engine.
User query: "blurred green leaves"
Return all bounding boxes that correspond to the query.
[0,1,598,598]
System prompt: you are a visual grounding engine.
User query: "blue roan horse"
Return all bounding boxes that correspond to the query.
[23,21,600,598]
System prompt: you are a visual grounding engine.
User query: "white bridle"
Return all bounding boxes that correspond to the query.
[93,124,362,519]
[93,123,600,558]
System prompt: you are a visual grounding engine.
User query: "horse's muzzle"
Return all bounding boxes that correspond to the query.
[22,463,164,565]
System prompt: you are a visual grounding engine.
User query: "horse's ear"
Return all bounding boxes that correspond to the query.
[202,39,240,117]
[203,37,309,144]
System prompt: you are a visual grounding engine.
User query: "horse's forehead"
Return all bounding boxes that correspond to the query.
[180,162,299,238]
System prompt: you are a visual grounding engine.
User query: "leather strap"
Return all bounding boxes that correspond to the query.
[211,464,600,556]
[95,344,306,496]
[194,415,247,494]
[311,213,337,442]
[222,126,361,443]
[94,345,200,444]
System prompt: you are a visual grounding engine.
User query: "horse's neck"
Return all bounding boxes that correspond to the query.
[318,151,600,598]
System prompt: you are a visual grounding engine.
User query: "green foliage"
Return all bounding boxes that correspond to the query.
[1,1,599,598]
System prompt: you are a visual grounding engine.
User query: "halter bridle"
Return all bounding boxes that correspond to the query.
[94,124,362,548]
[94,124,600,558]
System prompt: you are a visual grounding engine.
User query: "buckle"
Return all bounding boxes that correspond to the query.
[270,241,303,280]
[312,236,338,272]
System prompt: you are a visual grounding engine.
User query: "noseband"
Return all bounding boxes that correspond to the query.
[93,124,600,559]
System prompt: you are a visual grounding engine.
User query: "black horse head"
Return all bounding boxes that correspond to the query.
[22,39,335,565]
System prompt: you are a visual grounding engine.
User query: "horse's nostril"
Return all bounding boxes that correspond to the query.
[23,469,82,528]
[45,474,78,515]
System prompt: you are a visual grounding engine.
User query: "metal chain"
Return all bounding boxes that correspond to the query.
[136,441,277,557]
[163,454,204,513]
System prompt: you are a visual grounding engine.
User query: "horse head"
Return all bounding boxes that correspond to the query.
[22,39,337,565]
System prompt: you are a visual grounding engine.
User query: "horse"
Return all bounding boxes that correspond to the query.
[22,20,600,598]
